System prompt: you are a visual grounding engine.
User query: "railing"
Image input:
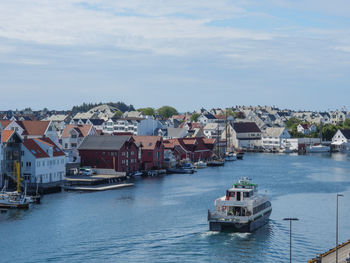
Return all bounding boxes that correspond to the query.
[208,210,250,223]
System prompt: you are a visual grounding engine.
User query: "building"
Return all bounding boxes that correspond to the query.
[231,122,262,149]
[297,124,317,135]
[3,120,60,146]
[262,127,291,149]
[198,113,217,125]
[133,136,164,170]
[60,124,97,162]
[331,129,350,152]
[21,138,66,184]
[1,129,22,187]
[163,137,215,161]
[78,135,139,173]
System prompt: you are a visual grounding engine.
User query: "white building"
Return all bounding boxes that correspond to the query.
[297,124,317,135]
[331,129,350,152]
[262,127,291,149]
[198,113,217,125]
[21,138,66,184]
[60,124,97,162]
[231,122,262,149]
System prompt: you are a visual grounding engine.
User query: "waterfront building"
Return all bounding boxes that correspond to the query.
[78,135,139,173]
[1,130,22,187]
[262,127,291,149]
[331,129,350,152]
[133,136,164,170]
[60,124,97,163]
[21,137,66,184]
[203,123,224,139]
[230,122,262,149]
[163,137,215,161]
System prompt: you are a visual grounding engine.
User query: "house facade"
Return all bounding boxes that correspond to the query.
[331,129,350,152]
[21,138,66,184]
[262,127,291,149]
[163,137,215,161]
[297,124,317,135]
[60,124,97,163]
[78,136,139,173]
[231,122,262,149]
[133,136,164,170]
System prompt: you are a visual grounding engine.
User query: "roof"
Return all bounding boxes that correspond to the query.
[203,138,215,144]
[0,120,11,129]
[202,113,216,119]
[1,130,15,143]
[34,137,65,157]
[23,139,49,158]
[167,128,187,138]
[89,119,105,125]
[233,122,261,133]
[61,124,92,138]
[133,136,162,150]
[17,121,50,136]
[78,135,132,151]
[263,127,286,137]
[340,129,350,139]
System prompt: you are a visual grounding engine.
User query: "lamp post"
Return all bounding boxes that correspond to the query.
[336,194,344,263]
[283,217,299,263]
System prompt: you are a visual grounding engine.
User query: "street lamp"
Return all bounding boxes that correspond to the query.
[283,217,299,263]
[336,194,344,263]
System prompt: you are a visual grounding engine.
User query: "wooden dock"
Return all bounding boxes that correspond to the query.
[63,183,134,191]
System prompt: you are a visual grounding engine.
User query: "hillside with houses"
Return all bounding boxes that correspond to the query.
[1,104,350,192]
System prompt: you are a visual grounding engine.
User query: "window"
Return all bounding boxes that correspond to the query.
[65,143,68,149]
[21,151,24,156]
[131,151,134,155]
[122,152,125,156]
[71,143,77,148]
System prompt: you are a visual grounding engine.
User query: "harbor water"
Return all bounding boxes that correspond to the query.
[1,153,350,262]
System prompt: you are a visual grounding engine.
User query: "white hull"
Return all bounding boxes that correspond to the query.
[306,145,330,153]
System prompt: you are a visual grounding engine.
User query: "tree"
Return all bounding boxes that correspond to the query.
[157,106,178,119]
[190,113,200,122]
[114,110,123,118]
[138,107,155,116]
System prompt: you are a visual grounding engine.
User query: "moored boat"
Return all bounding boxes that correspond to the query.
[236,152,244,160]
[306,145,330,153]
[194,161,207,169]
[225,152,237,161]
[207,159,225,167]
[0,191,29,209]
[208,177,272,232]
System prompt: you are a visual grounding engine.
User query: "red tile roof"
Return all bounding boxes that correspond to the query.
[23,139,49,158]
[0,120,11,129]
[133,136,162,150]
[61,124,92,138]
[214,114,226,120]
[34,137,65,157]
[1,130,15,143]
[17,121,50,136]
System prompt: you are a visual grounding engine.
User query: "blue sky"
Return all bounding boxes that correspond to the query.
[0,0,350,112]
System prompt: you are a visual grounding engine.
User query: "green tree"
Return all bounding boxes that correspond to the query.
[138,107,155,116]
[190,113,200,122]
[157,106,178,119]
[343,119,350,128]
[114,110,123,118]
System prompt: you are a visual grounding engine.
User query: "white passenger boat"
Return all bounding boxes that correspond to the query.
[225,152,237,161]
[306,145,330,153]
[208,177,272,232]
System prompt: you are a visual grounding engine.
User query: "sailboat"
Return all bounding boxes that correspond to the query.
[0,161,30,209]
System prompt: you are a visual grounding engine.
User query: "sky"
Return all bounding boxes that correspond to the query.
[0,0,350,112]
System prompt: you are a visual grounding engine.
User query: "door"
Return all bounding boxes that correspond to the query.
[237,192,241,201]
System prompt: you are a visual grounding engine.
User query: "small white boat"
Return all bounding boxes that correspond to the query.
[306,145,330,153]
[0,191,29,209]
[225,152,237,161]
[194,161,207,169]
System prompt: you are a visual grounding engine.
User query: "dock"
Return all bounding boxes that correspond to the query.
[63,183,134,191]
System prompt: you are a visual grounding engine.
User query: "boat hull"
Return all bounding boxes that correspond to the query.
[209,210,271,233]
[0,203,29,209]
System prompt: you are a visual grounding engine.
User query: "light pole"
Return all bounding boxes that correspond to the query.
[336,194,344,263]
[284,217,299,263]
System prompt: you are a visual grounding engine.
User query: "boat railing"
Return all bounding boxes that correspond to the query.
[208,210,250,222]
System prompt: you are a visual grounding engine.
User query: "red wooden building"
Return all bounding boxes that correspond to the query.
[133,136,164,170]
[163,137,215,161]
[78,135,139,173]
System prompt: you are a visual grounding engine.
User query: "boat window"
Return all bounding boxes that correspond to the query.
[229,191,235,197]
[237,192,241,201]
[244,192,250,198]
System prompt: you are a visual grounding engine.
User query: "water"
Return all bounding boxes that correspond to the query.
[1,153,350,263]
